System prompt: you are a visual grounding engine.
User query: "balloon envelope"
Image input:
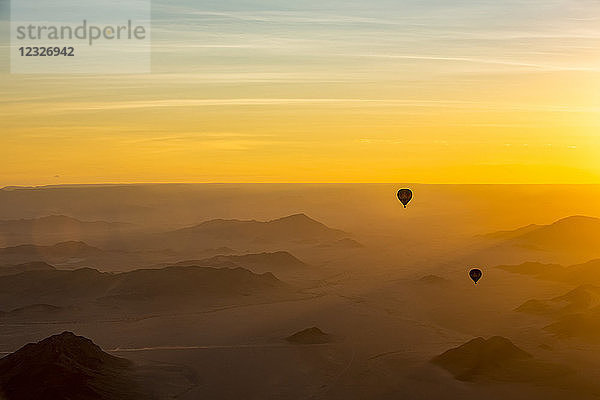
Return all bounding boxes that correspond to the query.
[469,268,483,284]
[397,189,413,208]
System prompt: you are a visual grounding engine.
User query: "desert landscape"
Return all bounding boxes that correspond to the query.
[1,184,600,399]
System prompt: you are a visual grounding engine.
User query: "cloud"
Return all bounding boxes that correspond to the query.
[346,53,600,72]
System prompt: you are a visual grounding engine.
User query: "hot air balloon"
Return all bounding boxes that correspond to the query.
[469,268,483,284]
[397,189,413,208]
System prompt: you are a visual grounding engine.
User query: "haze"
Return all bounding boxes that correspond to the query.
[0,184,599,399]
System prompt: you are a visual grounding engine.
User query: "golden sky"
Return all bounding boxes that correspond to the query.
[1,0,600,185]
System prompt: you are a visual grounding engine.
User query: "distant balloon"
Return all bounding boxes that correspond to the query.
[469,268,483,284]
[397,189,413,208]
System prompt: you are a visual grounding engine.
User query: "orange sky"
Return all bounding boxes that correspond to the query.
[1,0,600,185]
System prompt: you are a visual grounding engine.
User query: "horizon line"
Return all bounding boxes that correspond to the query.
[4,182,600,190]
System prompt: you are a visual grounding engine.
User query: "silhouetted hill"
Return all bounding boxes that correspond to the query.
[481,223,541,240]
[102,266,284,302]
[516,285,600,316]
[497,261,564,277]
[513,284,600,342]
[286,327,332,344]
[0,215,133,247]
[554,285,600,309]
[0,331,143,400]
[155,214,347,251]
[0,215,128,233]
[483,216,600,264]
[432,336,574,387]
[173,251,307,273]
[565,259,600,284]
[498,259,600,285]
[0,241,182,272]
[432,337,532,381]
[515,299,554,315]
[0,241,103,266]
[545,312,600,341]
[0,261,55,276]
[0,265,290,311]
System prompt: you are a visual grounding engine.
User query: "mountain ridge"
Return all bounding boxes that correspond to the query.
[173,251,307,273]
[0,331,143,400]
[479,215,600,264]
[0,265,290,311]
[154,213,348,251]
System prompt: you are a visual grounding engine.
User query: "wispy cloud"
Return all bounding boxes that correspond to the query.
[3,97,599,116]
[345,53,600,72]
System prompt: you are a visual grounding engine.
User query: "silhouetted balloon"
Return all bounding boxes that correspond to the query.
[397,189,413,208]
[469,268,483,284]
